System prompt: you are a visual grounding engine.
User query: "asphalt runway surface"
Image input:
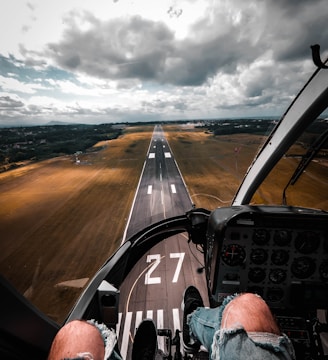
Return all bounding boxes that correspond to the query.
[117,125,209,358]
[123,124,193,240]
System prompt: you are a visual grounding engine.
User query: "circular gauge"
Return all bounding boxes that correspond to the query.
[250,248,268,265]
[291,257,316,279]
[267,288,284,302]
[274,230,292,246]
[319,260,328,281]
[269,269,287,284]
[271,249,289,265]
[295,231,320,254]
[253,229,270,245]
[248,267,266,283]
[221,244,246,266]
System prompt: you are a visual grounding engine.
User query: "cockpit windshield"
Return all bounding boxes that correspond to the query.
[250,115,328,210]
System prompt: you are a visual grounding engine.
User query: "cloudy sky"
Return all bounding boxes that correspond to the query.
[0,0,327,126]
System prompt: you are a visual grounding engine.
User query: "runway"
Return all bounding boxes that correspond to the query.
[118,125,208,358]
[123,125,192,241]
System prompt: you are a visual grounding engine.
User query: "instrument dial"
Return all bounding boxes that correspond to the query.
[253,229,270,245]
[248,267,266,283]
[291,257,316,279]
[271,249,289,265]
[274,230,292,246]
[221,244,246,266]
[295,231,320,254]
[269,269,286,284]
[250,248,268,265]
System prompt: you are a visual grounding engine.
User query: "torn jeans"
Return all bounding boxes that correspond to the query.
[187,296,296,360]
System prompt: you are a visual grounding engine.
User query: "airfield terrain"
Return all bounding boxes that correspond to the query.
[1,125,326,323]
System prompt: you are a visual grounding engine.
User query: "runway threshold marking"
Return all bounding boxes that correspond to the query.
[120,311,132,359]
[118,308,182,356]
[130,309,165,352]
[157,309,164,352]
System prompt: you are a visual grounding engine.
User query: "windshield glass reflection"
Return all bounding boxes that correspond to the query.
[251,116,328,210]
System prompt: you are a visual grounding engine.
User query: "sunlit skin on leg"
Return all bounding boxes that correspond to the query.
[221,293,281,335]
[48,320,105,360]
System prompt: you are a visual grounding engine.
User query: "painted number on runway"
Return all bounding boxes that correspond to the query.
[145,254,161,284]
[145,253,185,285]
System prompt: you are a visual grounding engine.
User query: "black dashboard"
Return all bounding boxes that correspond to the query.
[205,205,328,309]
[205,205,328,359]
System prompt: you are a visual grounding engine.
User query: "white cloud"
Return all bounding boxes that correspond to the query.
[0,75,36,94]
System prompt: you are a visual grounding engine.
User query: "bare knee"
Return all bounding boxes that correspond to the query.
[48,320,105,360]
[221,293,280,335]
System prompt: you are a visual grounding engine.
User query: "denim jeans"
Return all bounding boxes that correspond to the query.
[88,320,123,360]
[187,296,296,360]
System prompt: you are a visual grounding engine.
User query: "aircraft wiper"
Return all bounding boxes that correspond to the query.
[282,128,328,205]
[311,44,328,69]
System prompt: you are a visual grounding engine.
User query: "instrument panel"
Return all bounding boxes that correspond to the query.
[205,205,328,310]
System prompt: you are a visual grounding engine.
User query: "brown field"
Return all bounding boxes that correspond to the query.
[165,126,266,209]
[1,125,327,323]
[166,126,327,210]
[0,126,153,322]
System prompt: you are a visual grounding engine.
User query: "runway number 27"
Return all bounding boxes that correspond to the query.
[145,253,185,285]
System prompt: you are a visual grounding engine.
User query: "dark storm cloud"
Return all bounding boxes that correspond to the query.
[142,98,188,111]
[46,10,260,86]
[47,14,174,81]
[165,34,257,86]
[267,0,328,62]
[10,1,328,89]
[267,0,320,15]
[0,96,24,109]
[46,0,328,90]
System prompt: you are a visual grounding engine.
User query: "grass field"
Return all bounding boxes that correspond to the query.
[1,124,326,323]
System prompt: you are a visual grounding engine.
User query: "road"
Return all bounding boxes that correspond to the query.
[117,125,208,358]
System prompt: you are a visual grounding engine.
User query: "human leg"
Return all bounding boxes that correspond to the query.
[182,285,227,353]
[183,290,296,359]
[187,307,221,352]
[48,318,158,360]
[220,293,280,334]
[182,290,233,353]
[213,293,296,360]
[47,319,121,360]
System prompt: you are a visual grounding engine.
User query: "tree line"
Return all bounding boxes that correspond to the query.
[0,124,122,172]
